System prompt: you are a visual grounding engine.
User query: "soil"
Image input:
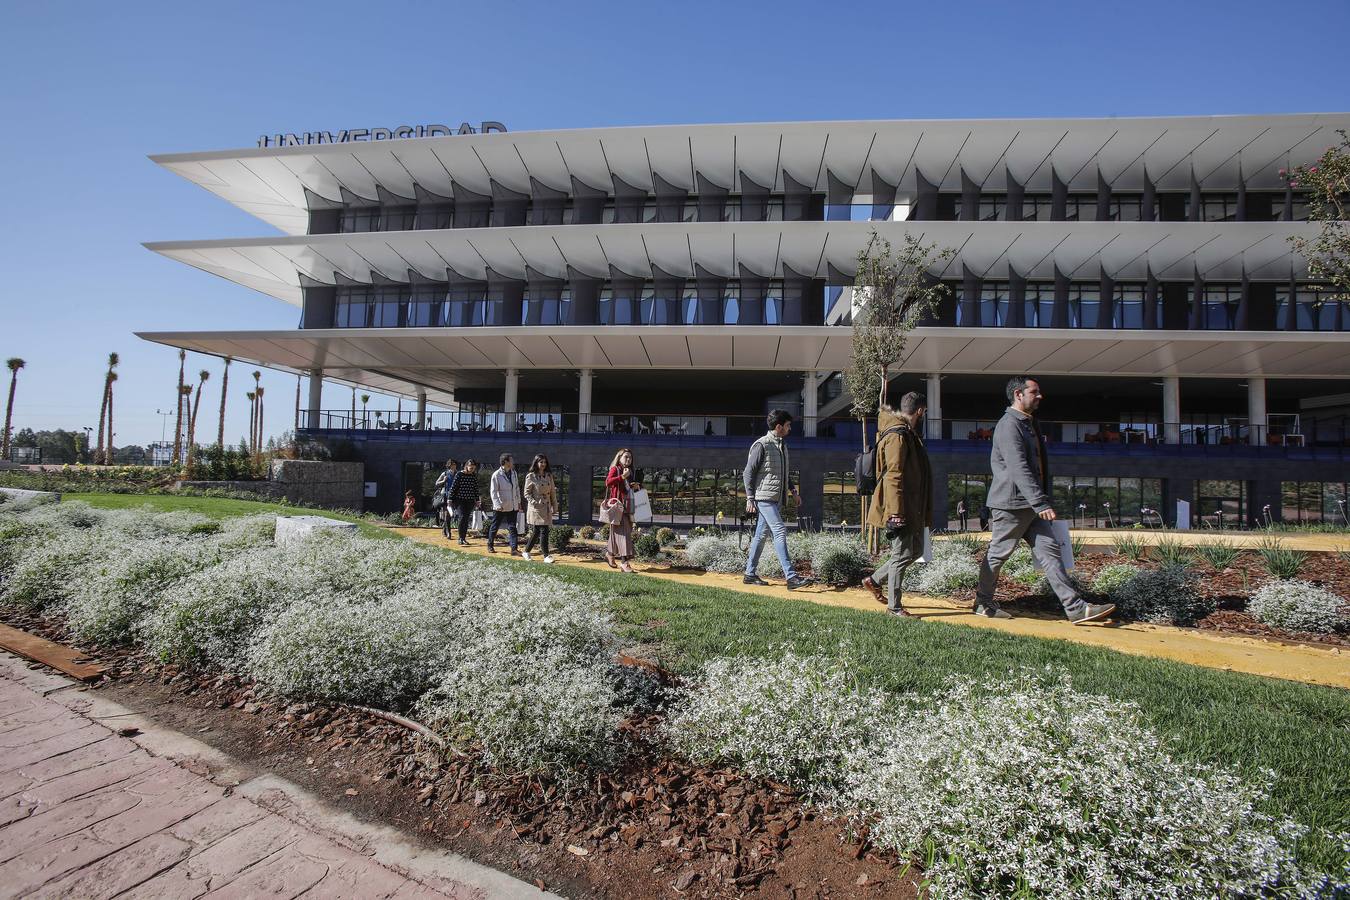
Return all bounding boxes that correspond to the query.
[2,607,919,900]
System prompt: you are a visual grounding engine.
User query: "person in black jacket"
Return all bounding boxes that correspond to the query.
[448,458,482,546]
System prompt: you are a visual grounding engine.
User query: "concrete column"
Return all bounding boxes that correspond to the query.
[1247,376,1267,446]
[504,368,519,429]
[578,368,594,432]
[415,390,427,430]
[306,370,322,429]
[925,373,942,440]
[1162,377,1181,445]
[802,371,819,437]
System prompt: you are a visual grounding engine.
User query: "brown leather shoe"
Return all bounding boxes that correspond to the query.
[862,577,885,604]
[887,606,915,617]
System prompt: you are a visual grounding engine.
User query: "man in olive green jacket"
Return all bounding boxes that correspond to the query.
[862,391,932,616]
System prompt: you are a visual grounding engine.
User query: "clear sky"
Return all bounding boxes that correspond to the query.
[2,0,1347,447]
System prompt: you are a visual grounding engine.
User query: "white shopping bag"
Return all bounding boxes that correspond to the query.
[917,527,933,563]
[517,510,527,532]
[631,488,653,524]
[470,510,487,531]
[1032,520,1075,571]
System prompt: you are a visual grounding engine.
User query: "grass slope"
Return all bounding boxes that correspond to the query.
[60,493,1350,870]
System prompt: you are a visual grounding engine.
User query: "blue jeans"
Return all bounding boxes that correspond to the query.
[745,500,797,579]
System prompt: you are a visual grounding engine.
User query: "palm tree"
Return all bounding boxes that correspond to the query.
[360,394,370,429]
[216,357,231,449]
[95,352,118,465]
[251,370,262,455]
[246,391,257,456]
[172,350,186,464]
[2,358,24,460]
[255,386,265,464]
[187,369,209,470]
[293,374,301,432]
[105,372,118,465]
[350,388,356,428]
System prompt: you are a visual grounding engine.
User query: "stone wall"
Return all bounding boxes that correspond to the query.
[179,460,364,511]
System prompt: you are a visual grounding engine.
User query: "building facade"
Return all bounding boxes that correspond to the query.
[141,115,1350,528]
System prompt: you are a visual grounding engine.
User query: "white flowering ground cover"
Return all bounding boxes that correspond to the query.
[3,494,1348,895]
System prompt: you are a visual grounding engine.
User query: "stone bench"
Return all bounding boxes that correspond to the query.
[274,514,359,544]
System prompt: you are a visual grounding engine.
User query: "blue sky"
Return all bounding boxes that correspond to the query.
[2,0,1347,447]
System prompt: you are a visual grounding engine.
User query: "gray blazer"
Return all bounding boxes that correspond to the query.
[987,407,1052,513]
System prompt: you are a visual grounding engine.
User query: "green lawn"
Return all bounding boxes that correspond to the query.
[60,493,1350,870]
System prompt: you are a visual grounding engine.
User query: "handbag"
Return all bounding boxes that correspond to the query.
[599,498,624,525]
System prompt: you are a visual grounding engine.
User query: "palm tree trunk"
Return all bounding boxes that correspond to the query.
[172,352,186,465]
[187,384,204,471]
[95,378,109,464]
[105,388,114,464]
[1,371,18,460]
[217,358,230,449]
[256,392,265,461]
[294,375,300,433]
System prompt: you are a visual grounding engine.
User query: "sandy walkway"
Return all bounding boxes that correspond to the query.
[943,528,1350,553]
[393,528,1349,690]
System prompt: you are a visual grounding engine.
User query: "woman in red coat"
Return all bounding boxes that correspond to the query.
[604,448,637,572]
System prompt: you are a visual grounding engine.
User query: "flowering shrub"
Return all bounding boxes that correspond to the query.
[668,655,1329,898]
[685,534,748,574]
[809,533,872,585]
[1091,562,1140,597]
[904,540,979,595]
[664,652,886,797]
[843,671,1323,899]
[1109,564,1212,625]
[578,525,595,540]
[1001,543,1042,586]
[1247,580,1349,634]
[655,527,676,546]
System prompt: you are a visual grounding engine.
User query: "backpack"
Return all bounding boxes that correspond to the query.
[854,425,906,497]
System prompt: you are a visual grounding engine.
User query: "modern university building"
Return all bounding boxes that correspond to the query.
[140,114,1350,529]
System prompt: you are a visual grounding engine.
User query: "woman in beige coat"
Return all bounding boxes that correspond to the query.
[523,454,558,563]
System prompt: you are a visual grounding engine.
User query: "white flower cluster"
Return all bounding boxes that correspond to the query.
[903,539,979,595]
[666,655,1332,898]
[683,534,752,574]
[663,651,886,797]
[1091,562,1141,597]
[1248,580,1349,633]
[1,502,628,778]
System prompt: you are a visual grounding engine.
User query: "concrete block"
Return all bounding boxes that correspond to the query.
[274,515,359,545]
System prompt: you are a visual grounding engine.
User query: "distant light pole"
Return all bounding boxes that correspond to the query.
[81,427,93,464]
[154,408,173,444]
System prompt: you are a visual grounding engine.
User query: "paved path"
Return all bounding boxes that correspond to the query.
[0,655,551,899]
[395,528,1350,690]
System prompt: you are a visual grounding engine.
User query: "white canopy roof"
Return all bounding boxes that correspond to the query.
[145,220,1319,306]
[135,325,1350,405]
[150,114,1350,234]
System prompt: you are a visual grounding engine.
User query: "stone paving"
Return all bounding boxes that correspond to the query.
[0,657,548,899]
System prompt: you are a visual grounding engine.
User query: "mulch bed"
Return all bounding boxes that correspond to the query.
[938,545,1350,650]
[1,606,917,899]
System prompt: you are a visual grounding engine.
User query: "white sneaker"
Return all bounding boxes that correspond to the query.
[543,555,555,564]
[521,551,532,561]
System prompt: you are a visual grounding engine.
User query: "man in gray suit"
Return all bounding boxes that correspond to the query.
[975,376,1116,625]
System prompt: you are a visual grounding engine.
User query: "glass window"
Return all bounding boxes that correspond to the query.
[682,287,699,325]
[1108,195,1143,221]
[416,204,453,230]
[407,287,443,326]
[723,285,740,324]
[1021,195,1052,221]
[1069,284,1099,328]
[370,286,404,327]
[339,207,380,233]
[1202,285,1240,330]
[765,281,783,325]
[382,206,416,231]
[978,281,1008,326]
[1064,195,1098,222]
[1024,282,1054,326]
[1272,193,1310,222]
[335,287,372,327]
[978,195,1005,221]
[1113,284,1148,329]
[1200,194,1238,222]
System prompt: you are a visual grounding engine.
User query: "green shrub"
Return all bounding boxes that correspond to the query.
[1110,564,1212,626]
[1001,544,1042,587]
[578,525,595,540]
[1091,563,1140,597]
[1247,580,1348,633]
[552,525,574,551]
[1256,535,1307,579]
[810,533,873,586]
[1151,537,1190,567]
[598,523,610,540]
[1192,538,1242,570]
[1111,532,1147,561]
[946,533,983,557]
[634,533,663,562]
[656,527,676,546]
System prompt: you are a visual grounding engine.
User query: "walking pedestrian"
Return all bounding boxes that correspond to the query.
[975,376,1115,624]
[401,490,417,524]
[487,453,523,555]
[434,458,459,529]
[604,448,637,572]
[522,453,558,563]
[860,392,932,616]
[956,499,968,533]
[448,458,482,546]
[742,410,814,590]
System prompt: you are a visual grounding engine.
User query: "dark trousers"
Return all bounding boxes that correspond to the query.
[525,524,550,554]
[488,510,519,551]
[454,502,476,542]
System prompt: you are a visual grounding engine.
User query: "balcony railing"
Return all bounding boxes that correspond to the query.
[299,411,1349,458]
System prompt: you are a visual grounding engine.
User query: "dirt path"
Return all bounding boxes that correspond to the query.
[394,528,1350,690]
[0,653,551,899]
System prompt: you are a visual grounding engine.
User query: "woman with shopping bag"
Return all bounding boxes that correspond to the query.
[522,453,558,563]
[448,458,482,547]
[602,448,638,572]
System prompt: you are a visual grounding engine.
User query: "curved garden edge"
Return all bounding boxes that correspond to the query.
[391,528,1350,690]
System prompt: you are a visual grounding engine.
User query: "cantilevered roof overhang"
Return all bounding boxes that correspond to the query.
[135,326,1350,405]
[144,220,1321,307]
[149,114,1350,234]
